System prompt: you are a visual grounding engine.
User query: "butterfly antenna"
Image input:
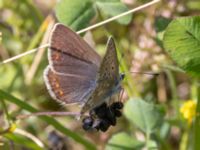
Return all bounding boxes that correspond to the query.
[129,71,159,76]
[118,51,159,76]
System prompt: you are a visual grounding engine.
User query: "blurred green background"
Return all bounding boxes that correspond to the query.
[0,0,200,149]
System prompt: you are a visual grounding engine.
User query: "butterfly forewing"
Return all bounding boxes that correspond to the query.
[49,23,101,72]
[44,24,101,104]
[49,50,98,79]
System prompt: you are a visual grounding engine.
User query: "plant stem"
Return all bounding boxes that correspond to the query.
[0,99,12,125]
[194,79,200,150]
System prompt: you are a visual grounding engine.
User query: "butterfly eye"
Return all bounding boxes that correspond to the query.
[120,73,125,80]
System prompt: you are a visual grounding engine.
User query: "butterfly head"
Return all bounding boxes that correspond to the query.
[119,73,125,81]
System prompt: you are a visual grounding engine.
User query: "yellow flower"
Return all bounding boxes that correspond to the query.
[180,100,197,124]
[8,124,17,133]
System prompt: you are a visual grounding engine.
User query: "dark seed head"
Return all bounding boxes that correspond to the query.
[94,103,107,111]
[92,119,102,130]
[111,102,124,110]
[93,103,108,118]
[107,117,116,126]
[100,120,110,132]
[82,117,93,131]
[99,120,110,132]
[114,109,122,117]
[105,110,116,126]
[82,116,93,125]
[82,123,92,131]
[96,109,107,118]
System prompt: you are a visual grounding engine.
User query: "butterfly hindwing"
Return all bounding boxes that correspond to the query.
[44,66,96,104]
[81,37,120,114]
[98,37,119,81]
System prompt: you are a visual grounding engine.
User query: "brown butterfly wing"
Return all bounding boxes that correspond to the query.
[49,23,101,73]
[97,37,119,82]
[81,37,120,113]
[44,66,95,104]
[44,24,101,104]
[49,49,98,79]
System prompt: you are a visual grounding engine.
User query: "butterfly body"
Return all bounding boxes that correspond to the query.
[81,73,124,115]
[44,23,123,116]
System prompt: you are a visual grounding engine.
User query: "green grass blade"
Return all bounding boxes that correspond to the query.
[194,83,200,150]
[0,89,96,150]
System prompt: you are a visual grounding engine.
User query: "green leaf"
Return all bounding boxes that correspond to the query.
[96,1,132,25]
[0,90,96,150]
[154,16,171,48]
[105,132,144,150]
[163,16,200,77]
[147,139,158,149]
[187,1,200,10]
[124,98,164,134]
[154,16,171,33]
[55,0,96,31]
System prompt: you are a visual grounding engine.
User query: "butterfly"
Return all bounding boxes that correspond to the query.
[43,23,124,117]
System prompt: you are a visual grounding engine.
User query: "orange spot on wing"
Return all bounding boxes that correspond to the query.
[53,53,60,61]
[55,83,60,88]
[58,90,64,96]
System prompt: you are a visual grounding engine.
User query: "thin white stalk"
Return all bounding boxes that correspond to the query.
[14,128,44,148]
[0,44,49,65]
[17,111,81,119]
[77,0,160,34]
[0,0,160,65]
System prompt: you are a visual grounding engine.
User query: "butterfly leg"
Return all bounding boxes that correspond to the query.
[119,87,124,103]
